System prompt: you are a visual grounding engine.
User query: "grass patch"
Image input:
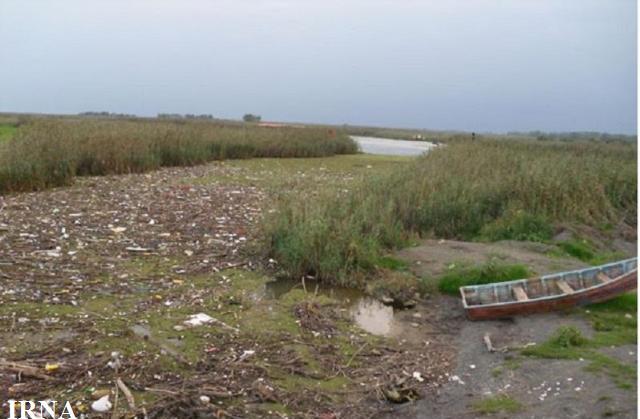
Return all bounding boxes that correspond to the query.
[587,293,637,347]
[491,357,522,377]
[478,209,553,242]
[186,154,410,192]
[0,118,358,194]
[589,292,637,312]
[266,140,636,284]
[557,239,597,262]
[375,256,409,271]
[472,394,523,415]
[437,261,530,295]
[0,123,17,142]
[585,352,637,390]
[554,238,624,265]
[523,318,637,390]
[522,326,588,359]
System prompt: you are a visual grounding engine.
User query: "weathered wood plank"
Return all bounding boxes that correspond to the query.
[557,280,574,294]
[512,285,529,301]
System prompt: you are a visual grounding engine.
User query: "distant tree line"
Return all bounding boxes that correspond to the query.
[157,113,215,120]
[243,114,262,123]
[79,111,137,118]
[506,131,636,143]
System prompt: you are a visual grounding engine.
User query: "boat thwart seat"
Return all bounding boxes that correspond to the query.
[556,280,574,294]
[512,285,529,301]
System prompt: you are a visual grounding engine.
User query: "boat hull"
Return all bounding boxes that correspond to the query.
[464,271,637,321]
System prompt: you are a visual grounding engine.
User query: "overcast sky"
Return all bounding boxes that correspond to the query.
[0,0,636,133]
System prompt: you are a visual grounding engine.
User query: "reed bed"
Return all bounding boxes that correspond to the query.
[0,119,358,193]
[266,140,637,285]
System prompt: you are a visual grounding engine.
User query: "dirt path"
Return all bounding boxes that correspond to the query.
[396,239,589,279]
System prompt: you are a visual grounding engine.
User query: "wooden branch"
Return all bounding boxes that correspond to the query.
[0,361,53,381]
[483,333,536,353]
[117,378,136,410]
[483,333,496,352]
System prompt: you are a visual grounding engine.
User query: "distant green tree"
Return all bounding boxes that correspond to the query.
[243,114,261,123]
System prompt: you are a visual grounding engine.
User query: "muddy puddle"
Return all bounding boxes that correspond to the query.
[263,278,405,337]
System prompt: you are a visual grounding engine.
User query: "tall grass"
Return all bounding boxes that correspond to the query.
[0,119,358,193]
[266,140,637,285]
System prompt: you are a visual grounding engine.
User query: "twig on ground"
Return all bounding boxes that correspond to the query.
[117,378,136,410]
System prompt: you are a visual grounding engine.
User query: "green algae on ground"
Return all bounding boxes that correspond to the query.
[183,154,412,191]
[472,394,523,415]
[522,305,637,391]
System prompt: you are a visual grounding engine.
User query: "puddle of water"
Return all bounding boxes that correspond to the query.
[350,136,438,156]
[264,278,402,337]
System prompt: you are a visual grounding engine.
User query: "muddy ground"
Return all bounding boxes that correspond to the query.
[0,156,636,418]
[384,297,637,419]
[385,241,637,419]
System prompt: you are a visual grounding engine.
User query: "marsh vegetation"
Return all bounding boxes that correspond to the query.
[0,118,357,193]
[266,140,636,285]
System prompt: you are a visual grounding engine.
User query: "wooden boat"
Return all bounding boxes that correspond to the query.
[460,258,637,320]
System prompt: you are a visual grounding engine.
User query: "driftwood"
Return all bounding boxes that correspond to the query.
[483,333,536,353]
[209,317,240,333]
[117,378,136,410]
[0,360,53,380]
[111,380,120,419]
[483,333,497,352]
[125,247,154,253]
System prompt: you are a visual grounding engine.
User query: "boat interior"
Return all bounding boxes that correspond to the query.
[462,258,637,307]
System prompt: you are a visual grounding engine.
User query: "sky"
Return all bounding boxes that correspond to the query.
[0,0,636,134]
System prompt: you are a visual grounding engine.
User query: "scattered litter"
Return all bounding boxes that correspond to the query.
[183,313,240,332]
[107,352,122,370]
[126,246,153,252]
[239,350,255,361]
[412,372,424,382]
[184,313,214,327]
[91,396,112,413]
[449,375,465,385]
[44,363,60,373]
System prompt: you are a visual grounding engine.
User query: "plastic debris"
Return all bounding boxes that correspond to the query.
[45,363,60,372]
[184,313,214,327]
[91,395,112,412]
